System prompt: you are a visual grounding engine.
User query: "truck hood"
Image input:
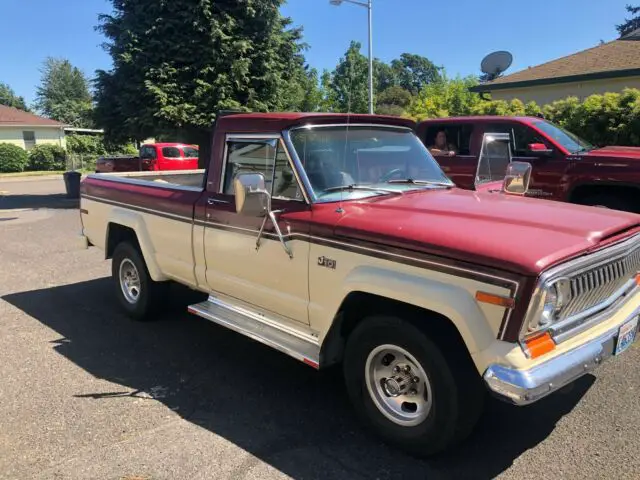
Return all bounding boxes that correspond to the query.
[584,146,640,161]
[333,188,640,276]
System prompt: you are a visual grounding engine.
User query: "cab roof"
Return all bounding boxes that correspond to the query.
[216,112,417,133]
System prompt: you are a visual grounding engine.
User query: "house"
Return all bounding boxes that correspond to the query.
[0,104,66,150]
[470,28,640,105]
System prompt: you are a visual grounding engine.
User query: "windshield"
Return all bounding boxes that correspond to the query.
[289,125,453,201]
[532,120,593,153]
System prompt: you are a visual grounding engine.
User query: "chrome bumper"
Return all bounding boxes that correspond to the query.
[483,310,639,406]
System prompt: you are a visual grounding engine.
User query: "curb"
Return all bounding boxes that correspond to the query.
[0,174,65,183]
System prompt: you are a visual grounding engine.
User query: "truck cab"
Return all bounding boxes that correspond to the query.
[416,116,640,212]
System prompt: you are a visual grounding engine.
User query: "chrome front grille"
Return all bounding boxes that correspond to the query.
[558,246,640,321]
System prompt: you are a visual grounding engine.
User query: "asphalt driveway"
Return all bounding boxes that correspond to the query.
[1,177,639,480]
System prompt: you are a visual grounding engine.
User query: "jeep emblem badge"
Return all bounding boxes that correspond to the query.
[318,256,336,269]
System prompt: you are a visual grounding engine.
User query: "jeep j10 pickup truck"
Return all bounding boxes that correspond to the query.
[78,112,640,456]
[417,116,640,213]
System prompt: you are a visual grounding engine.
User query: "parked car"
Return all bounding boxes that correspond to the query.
[416,116,640,212]
[95,143,199,173]
[78,112,640,457]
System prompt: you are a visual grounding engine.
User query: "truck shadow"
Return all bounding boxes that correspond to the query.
[2,278,594,480]
[0,193,78,210]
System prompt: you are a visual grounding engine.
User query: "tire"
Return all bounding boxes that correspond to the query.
[111,241,168,321]
[343,315,485,457]
[581,194,633,212]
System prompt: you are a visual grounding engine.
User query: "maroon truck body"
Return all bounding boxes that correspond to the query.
[416,116,640,213]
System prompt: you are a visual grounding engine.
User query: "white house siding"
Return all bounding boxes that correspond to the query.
[489,76,640,106]
[0,127,66,150]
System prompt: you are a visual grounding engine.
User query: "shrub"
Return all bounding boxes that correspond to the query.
[27,144,67,171]
[0,143,29,173]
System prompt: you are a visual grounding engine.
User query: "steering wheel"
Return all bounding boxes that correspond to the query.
[378,168,406,183]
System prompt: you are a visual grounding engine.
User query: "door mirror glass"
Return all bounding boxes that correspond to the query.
[527,143,553,157]
[502,161,532,195]
[234,173,271,216]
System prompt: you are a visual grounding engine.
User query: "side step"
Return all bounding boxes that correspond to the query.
[187,295,321,369]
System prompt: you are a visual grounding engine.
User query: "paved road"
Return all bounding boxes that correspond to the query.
[1,178,639,480]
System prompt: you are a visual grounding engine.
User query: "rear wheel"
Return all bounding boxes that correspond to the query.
[112,241,168,321]
[343,315,484,457]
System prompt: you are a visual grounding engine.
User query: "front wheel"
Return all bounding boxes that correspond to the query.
[112,241,168,321]
[343,316,484,457]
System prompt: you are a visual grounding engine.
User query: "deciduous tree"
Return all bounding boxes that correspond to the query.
[0,82,29,112]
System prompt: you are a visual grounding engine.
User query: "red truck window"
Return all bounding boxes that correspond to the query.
[182,146,199,158]
[484,123,547,157]
[162,147,182,158]
[140,146,156,159]
[424,124,473,156]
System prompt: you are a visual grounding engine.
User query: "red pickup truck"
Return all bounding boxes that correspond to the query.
[79,112,640,456]
[416,116,640,213]
[95,142,199,173]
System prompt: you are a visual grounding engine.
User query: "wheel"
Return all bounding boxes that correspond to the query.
[343,315,485,457]
[111,241,168,321]
[581,194,633,212]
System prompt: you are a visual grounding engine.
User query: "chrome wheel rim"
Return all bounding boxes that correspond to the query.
[119,258,141,304]
[365,344,433,427]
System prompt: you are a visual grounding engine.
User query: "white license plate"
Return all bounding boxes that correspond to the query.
[614,316,639,356]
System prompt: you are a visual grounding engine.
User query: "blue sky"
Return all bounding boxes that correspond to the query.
[0,0,632,106]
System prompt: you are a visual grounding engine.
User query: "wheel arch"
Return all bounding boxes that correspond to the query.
[319,267,501,370]
[104,209,166,281]
[568,182,640,212]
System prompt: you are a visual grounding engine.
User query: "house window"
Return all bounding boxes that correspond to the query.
[23,131,36,150]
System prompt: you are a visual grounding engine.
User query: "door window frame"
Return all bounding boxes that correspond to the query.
[219,133,310,204]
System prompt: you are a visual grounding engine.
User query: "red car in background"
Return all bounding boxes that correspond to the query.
[96,143,199,173]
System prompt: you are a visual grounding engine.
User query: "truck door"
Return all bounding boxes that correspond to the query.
[417,122,477,189]
[200,135,311,325]
[480,121,570,201]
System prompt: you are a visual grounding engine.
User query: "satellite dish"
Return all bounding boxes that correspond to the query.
[481,51,513,80]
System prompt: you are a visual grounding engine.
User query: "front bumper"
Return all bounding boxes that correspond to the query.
[483,308,640,406]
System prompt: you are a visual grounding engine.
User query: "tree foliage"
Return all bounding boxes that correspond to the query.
[0,83,29,111]
[94,0,308,145]
[617,4,640,37]
[35,57,93,127]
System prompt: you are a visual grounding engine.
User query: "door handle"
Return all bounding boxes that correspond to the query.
[207,197,229,205]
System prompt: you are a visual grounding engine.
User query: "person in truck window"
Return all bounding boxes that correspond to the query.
[429,130,457,156]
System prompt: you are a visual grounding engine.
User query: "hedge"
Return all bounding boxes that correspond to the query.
[27,144,67,171]
[0,143,29,173]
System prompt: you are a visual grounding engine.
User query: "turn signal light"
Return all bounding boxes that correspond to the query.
[526,332,556,359]
[635,273,640,286]
[475,291,515,309]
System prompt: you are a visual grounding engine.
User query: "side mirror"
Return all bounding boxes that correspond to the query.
[527,143,553,157]
[502,161,532,195]
[234,173,270,216]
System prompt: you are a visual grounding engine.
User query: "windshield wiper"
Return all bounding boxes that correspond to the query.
[386,179,455,188]
[323,184,403,195]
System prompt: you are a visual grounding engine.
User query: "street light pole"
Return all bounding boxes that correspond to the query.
[329,0,374,114]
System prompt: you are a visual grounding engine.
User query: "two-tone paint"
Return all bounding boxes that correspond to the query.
[80,112,640,383]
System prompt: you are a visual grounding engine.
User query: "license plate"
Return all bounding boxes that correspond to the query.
[614,316,639,356]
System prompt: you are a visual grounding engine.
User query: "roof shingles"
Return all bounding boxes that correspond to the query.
[0,105,65,127]
[476,37,640,90]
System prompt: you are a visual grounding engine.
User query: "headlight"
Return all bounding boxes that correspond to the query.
[527,278,571,334]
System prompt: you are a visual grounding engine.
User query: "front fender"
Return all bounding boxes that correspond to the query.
[341,265,499,355]
[107,208,167,282]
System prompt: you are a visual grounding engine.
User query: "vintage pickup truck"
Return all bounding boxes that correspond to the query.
[78,112,640,456]
[417,116,640,213]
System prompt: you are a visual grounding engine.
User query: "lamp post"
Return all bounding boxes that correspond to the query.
[329,0,374,114]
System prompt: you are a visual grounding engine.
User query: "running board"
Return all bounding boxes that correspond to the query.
[187,295,321,369]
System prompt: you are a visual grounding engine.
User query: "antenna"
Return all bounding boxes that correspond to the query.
[480,50,513,82]
[337,59,355,214]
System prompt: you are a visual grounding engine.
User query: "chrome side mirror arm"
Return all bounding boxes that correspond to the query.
[255,209,293,259]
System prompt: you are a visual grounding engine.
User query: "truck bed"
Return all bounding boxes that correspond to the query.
[91,169,205,189]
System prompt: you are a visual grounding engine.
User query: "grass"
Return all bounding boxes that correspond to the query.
[0,169,94,178]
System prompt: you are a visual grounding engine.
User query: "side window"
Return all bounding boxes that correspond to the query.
[140,146,156,159]
[223,139,277,195]
[23,131,36,150]
[222,138,303,200]
[162,147,181,158]
[424,125,472,156]
[485,123,546,157]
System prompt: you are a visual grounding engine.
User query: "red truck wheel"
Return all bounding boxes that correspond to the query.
[111,242,168,321]
[343,315,484,457]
